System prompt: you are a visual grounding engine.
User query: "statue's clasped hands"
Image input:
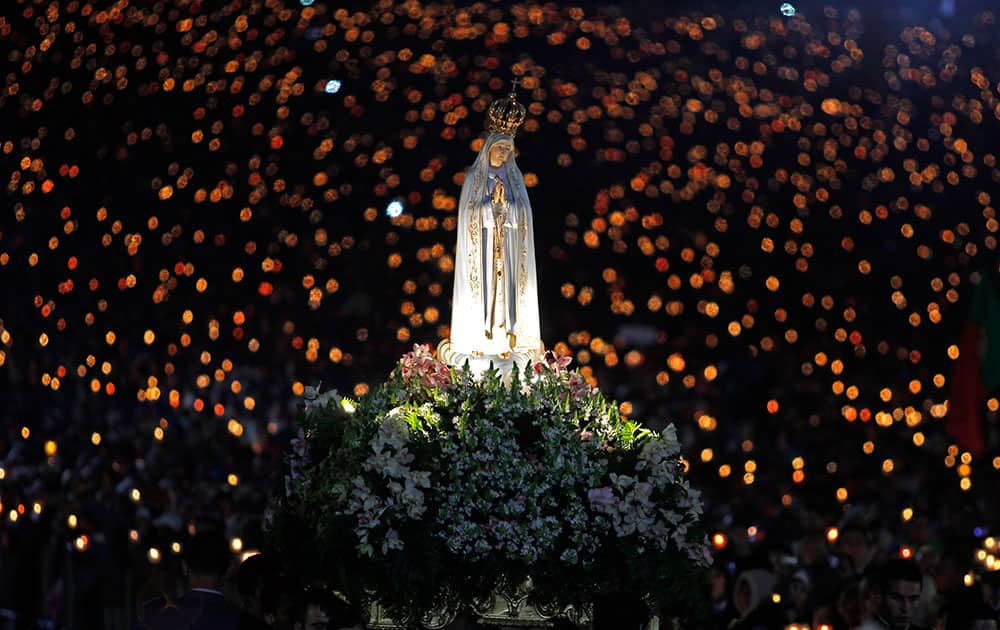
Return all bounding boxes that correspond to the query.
[491,177,506,206]
[490,178,517,228]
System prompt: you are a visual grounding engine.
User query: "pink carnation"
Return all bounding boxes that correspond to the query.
[398,344,452,389]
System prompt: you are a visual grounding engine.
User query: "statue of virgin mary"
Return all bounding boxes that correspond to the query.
[441,82,543,374]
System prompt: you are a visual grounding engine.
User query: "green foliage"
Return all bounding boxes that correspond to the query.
[269,351,709,623]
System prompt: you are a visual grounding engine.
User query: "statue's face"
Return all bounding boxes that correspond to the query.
[489,140,513,167]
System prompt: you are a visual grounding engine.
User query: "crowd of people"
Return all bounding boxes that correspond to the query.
[4,0,1000,627]
[131,530,363,630]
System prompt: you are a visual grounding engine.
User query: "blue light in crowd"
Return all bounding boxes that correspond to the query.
[975,527,985,537]
[324,79,342,94]
[300,0,314,6]
[386,200,404,218]
[780,3,796,16]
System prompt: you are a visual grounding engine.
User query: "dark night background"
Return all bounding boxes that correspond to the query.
[3,0,1000,627]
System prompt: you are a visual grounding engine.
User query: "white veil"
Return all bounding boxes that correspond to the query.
[450,132,542,358]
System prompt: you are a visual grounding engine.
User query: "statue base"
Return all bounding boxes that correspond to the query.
[436,339,537,383]
[365,576,594,629]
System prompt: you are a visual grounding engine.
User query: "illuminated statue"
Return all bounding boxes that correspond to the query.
[441,81,543,374]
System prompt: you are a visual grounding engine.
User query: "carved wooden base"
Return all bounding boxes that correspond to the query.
[365,577,592,629]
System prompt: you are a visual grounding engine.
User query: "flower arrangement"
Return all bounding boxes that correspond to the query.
[269,345,710,624]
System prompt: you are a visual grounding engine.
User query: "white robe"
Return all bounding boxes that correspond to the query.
[450,133,542,360]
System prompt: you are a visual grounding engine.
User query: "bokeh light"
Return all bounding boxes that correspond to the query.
[386,200,405,218]
[0,1,999,613]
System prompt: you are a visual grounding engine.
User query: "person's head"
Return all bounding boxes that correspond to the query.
[708,564,728,601]
[732,569,776,618]
[811,604,836,630]
[876,558,924,630]
[236,552,279,617]
[907,516,932,547]
[294,589,333,630]
[836,580,863,627]
[182,529,231,588]
[837,524,872,574]
[932,550,965,595]
[261,574,299,629]
[488,137,514,167]
[788,569,811,612]
[983,572,1000,609]
[942,588,1000,630]
[797,529,828,566]
[592,591,649,630]
[299,603,329,630]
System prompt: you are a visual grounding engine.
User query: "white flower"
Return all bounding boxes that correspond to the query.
[302,382,324,401]
[661,424,679,447]
[303,388,343,418]
[610,473,635,489]
[382,528,404,555]
[324,369,712,577]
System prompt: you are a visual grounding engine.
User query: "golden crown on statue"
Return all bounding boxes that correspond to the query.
[487,79,526,136]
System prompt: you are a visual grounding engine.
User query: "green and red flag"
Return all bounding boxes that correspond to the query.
[945,274,1000,456]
